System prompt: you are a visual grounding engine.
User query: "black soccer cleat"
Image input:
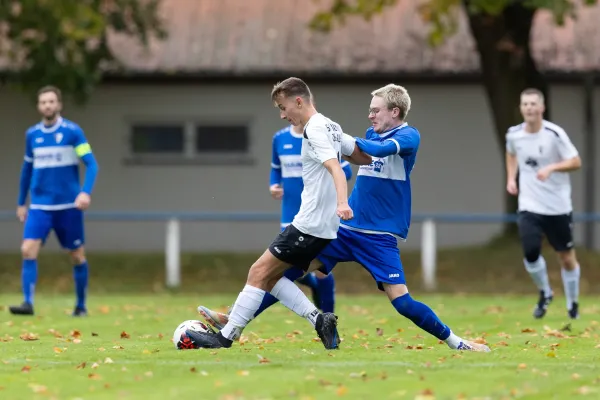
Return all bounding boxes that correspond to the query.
[533,290,553,319]
[568,302,579,319]
[9,302,34,316]
[184,329,231,349]
[72,307,88,317]
[315,312,340,350]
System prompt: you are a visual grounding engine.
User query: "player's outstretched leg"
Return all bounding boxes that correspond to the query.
[9,240,41,316]
[386,286,490,352]
[189,251,339,350]
[198,267,306,330]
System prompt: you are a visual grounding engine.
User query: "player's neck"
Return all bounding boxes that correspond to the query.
[524,120,543,133]
[42,115,61,127]
[291,125,304,134]
[299,107,318,126]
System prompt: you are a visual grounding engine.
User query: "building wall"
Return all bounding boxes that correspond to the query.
[0,82,598,252]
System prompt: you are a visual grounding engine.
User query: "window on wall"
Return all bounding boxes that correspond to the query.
[126,121,252,165]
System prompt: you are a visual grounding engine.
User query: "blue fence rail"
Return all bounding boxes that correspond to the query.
[1,211,600,223]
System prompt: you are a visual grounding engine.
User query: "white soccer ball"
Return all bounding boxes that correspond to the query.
[172,319,213,350]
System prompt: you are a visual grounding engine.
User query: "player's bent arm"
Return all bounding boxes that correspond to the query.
[548,155,582,173]
[354,137,399,158]
[323,158,349,206]
[505,152,518,183]
[341,134,372,165]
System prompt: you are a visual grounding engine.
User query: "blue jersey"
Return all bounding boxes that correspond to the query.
[20,117,96,210]
[344,123,420,239]
[270,125,352,228]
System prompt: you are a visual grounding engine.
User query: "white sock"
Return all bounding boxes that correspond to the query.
[561,264,580,309]
[270,276,320,327]
[524,256,552,296]
[444,331,463,349]
[220,285,265,341]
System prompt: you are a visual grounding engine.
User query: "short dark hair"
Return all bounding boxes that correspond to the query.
[521,88,544,104]
[271,77,312,103]
[37,85,62,102]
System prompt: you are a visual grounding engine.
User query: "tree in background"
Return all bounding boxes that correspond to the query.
[0,0,166,103]
[310,0,597,235]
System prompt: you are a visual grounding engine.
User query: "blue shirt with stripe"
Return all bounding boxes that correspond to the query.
[270,125,353,227]
[19,117,97,210]
[344,123,420,240]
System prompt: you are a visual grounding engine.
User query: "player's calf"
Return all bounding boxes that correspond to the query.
[557,249,580,319]
[10,239,41,315]
[69,247,89,316]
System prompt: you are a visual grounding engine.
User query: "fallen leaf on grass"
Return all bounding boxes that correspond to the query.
[415,388,435,400]
[572,373,581,380]
[112,345,124,350]
[517,363,527,369]
[70,330,82,338]
[91,363,99,369]
[257,354,270,364]
[88,373,101,380]
[547,351,557,358]
[76,362,86,370]
[48,329,63,338]
[73,338,82,344]
[91,332,99,337]
[236,370,250,376]
[521,328,536,333]
[53,347,63,354]
[158,333,164,340]
[376,328,384,336]
[104,358,114,364]
[99,306,110,314]
[120,331,130,339]
[20,333,39,341]
[190,367,196,373]
[575,386,592,395]
[495,341,509,347]
[336,385,348,396]
[21,366,31,373]
[0,335,13,342]
[144,371,153,377]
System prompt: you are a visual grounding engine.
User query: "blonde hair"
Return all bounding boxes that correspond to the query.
[371,84,411,119]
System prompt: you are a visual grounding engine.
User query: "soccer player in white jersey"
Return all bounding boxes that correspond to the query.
[9,86,99,317]
[199,84,490,352]
[506,88,582,319]
[184,77,372,350]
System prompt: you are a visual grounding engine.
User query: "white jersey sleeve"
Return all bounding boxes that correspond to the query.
[506,134,516,154]
[341,134,355,157]
[305,124,338,164]
[555,129,579,160]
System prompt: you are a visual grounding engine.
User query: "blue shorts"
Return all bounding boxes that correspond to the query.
[23,208,85,250]
[317,226,405,291]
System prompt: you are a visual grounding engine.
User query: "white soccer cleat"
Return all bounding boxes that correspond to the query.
[197,305,230,331]
[457,340,491,352]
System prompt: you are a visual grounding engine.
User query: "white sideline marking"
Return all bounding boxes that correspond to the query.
[2,359,599,369]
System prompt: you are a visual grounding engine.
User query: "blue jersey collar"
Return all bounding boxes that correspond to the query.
[378,122,407,139]
[40,117,64,133]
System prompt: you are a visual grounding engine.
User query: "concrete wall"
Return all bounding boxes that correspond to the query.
[0,82,598,252]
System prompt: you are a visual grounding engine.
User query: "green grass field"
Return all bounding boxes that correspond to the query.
[2,294,600,400]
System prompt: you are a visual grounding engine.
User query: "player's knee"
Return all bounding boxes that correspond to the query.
[69,247,86,265]
[523,244,541,263]
[558,250,577,270]
[21,240,40,259]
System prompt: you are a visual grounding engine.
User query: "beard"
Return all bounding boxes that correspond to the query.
[41,111,58,123]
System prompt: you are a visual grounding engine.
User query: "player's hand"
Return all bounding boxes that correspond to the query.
[16,206,27,223]
[337,202,353,220]
[506,180,518,196]
[269,184,284,200]
[536,167,553,182]
[75,192,91,210]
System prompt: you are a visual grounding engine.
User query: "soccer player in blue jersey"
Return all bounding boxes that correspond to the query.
[199,84,490,352]
[9,86,99,317]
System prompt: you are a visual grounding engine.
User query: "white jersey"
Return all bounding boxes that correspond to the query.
[291,113,356,239]
[506,120,579,215]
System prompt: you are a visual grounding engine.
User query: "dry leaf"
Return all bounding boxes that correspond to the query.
[190,367,197,373]
[88,373,101,380]
[112,345,124,350]
[158,333,164,340]
[521,328,536,333]
[20,333,39,341]
[518,363,527,369]
[28,383,47,394]
[91,332,99,337]
[572,373,581,380]
[336,385,348,396]
[576,386,591,395]
[104,357,114,364]
[257,354,271,364]
[73,338,82,344]
[144,371,153,377]
[91,362,99,369]
[496,341,509,347]
[76,362,86,370]
[48,329,63,338]
[547,351,557,358]
[120,331,130,339]
[70,330,82,338]
[21,366,31,373]
[99,306,110,314]
[376,328,384,336]
[236,370,250,376]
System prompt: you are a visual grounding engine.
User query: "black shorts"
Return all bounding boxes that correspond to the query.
[517,211,574,252]
[268,224,332,271]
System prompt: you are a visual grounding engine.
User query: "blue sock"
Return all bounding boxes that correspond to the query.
[253,267,305,318]
[22,259,37,305]
[73,261,89,310]
[391,293,451,340]
[316,274,335,313]
[296,271,318,290]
